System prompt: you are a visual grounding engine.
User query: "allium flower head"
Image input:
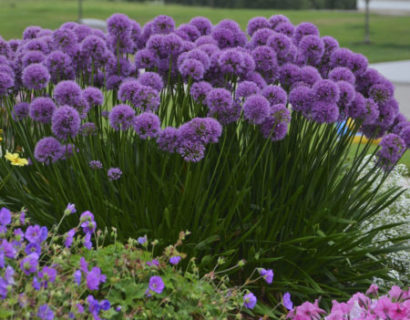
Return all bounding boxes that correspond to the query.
[157,127,180,153]
[89,160,103,170]
[243,292,257,309]
[22,50,46,68]
[247,17,270,36]
[262,85,287,105]
[149,276,165,294]
[179,58,205,81]
[274,22,295,37]
[294,22,320,45]
[134,112,161,139]
[250,28,275,47]
[177,140,206,162]
[178,117,222,145]
[190,17,212,36]
[12,102,30,121]
[45,50,74,83]
[311,101,339,124]
[236,81,260,99]
[206,88,233,112]
[118,80,160,111]
[82,87,104,107]
[138,72,163,92]
[369,82,394,104]
[108,167,122,181]
[109,104,135,130]
[152,15,175,34]
[243,94,270,125]
[107,13,132,37]
[0,72,14,96]
[22,63,50,90]
[29,97,56,124]
[269,14,290,29]
[51,105,81,140]
[377,133,406,169]
[34,137,63,163]
[190,81,213,103]
[298,35,324,64]
[53,80,82,106]
[312,79,339,103]
[329,67,355,84]
[267,33,292,55]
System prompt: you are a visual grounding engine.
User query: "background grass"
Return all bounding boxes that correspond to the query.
[1,0,410,63]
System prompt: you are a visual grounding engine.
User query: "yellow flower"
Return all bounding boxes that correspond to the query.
[4,152,29,167]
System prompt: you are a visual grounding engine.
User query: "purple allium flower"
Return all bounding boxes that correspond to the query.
[86,266,106,290]
[89,160,103,170]
[267,33,292,56]
[236,81,260,99]
[28,97,56,124]
[37,304,54,320]
[377,134,406,169]
[23,26,41,40]
[298,66,321,87]
[157,127,180,153]
[260,104,291,141]
[330,47,353,69]
[190,17,212,36]
[268,14,290,29]
[218,49,245,75]
[20,253,39,275]
[175,23,200,42]
[348,92,367,120]
[283,292,294,310]
[274,22,295,37]
[298,35,324,65]
[311,101,339,124]
[64,228,76,248]
[51,105,81,140]
[294,22,320,45]
[206,87,233,112]
[118,80,160,111]
[279,63,301,90]
[337,81,356,116]
[25,242,41,255]
[349,53,368,75]
[22,63,50,90]
[135,49,158,69]
[82,87,104,107]
[149,276,165,294]
[12,102,30,121]
[212,27,235,49]
[262,85,287,105]
[249,28,274,48]
[243,292,257,309]
[369,82,394,104]
[152,15,175,34]
[376,98,399,128]
[0,208,11,226]
[53,80,82,106]
[243,94,270,125]
[328,67,355,84]
[252,45,278,73]
[312,79,339,103]
[45,50,74,83]
[134,112,161,139]
[22,50,46,68]
[138,72,163,92]
[400,125,410,148]
[177,140,206,162]
[179,58,205,81]
[108,167,122,181]
[169,256,181,265]
[0,72,14,96]
[190,81,213,103]
[107,13,131,37]
[74,269,82,286]
[81,35,107,61]
[179,118,222,144]
[259,268,274,284]
[197,43,218,57]
[34,137,63,163]
[362,98,380,125]
[109,104,135,131]
[247,17,270,36]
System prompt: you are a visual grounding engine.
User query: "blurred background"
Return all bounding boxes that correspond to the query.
[1,0,409,166]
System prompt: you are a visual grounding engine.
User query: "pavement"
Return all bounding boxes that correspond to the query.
[357,0,410,15]
[370,60,410,119]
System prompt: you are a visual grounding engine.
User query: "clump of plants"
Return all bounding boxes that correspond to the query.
[0,205,291,319]
[0,14,409,300]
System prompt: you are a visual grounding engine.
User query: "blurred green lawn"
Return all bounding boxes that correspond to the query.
[1,0,410,62]
[0,0,409,171]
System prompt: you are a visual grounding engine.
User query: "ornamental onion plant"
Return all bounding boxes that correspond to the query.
[0,14,409,301]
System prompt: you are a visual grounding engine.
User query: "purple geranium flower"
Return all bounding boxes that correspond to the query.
[0,208,11,226]
[243,292,257,309]
[20,253,39,275]
[169,256,181,265]
[259,268,274,284]
[86,266,106,291]
[149,276,165,294]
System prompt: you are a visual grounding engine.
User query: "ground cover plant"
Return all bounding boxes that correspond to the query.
[0,13,409,303]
